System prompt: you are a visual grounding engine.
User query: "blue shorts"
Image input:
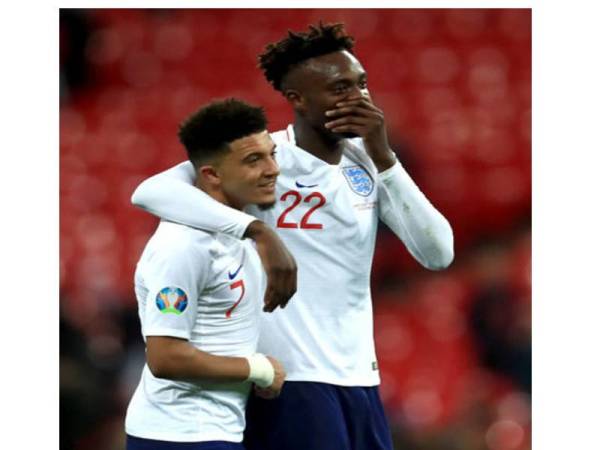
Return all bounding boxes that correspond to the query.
[243,381,393,450]
[126,435,244,450]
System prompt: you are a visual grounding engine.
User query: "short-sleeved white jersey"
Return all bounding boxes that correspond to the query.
[244,125,384,386]
[125,221,265,443]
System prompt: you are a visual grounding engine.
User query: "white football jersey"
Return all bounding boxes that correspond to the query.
[244,126,382,385]
[125,221,265,442]
[131,124,454,388]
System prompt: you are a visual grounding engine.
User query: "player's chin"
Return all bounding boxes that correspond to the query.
[257,200,276,211]
[252,190,277,210]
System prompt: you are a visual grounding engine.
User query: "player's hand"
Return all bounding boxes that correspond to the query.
[244,220,297,312]
[324,94,396,172]
[254,356,285,399]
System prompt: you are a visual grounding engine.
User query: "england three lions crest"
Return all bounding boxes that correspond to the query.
[342,165,374,196]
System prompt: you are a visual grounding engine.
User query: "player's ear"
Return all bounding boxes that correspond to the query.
[198,164,221,187]
[283,89,305,111]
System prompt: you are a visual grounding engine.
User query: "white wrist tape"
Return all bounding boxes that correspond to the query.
[246,353,275,388]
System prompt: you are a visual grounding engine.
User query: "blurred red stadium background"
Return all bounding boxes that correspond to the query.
[60,9,531,450]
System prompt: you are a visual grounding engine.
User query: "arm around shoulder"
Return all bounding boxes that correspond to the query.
[130,161,256,238]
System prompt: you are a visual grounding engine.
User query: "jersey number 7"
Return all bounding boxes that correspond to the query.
[276,190,326,229]
[226,280,245,318]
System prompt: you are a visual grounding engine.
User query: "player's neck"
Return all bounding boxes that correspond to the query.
[293,119,343,165]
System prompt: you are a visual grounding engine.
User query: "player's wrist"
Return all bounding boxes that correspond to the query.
[245,353,275,388]
[366,146,397,172]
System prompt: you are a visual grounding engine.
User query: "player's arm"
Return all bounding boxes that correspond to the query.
[143,240,285,392]
[377,162,454,270]
[131,161,255,238]
[131,161,297,311]
[146,337,285,393]
[325,94,453,270]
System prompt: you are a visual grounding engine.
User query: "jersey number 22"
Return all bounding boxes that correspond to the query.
[276,190,326,229]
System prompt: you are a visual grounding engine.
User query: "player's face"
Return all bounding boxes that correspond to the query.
[287,50,370,139]
[217,130,279,210]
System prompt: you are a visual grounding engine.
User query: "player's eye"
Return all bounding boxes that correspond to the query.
[359,80,368,89]
[333,84,349,94]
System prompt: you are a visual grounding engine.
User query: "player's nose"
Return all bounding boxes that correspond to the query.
[345,84,365,99]
[263,156,280,178]
[347,90,370,101]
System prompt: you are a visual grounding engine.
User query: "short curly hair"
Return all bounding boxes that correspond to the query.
[178,98,267,167]
[258,22,355,92]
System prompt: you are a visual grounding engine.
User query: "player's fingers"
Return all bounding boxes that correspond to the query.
[330,124,365,134]
[335,98,382,113]
[288,261,297,303]
[268,277,285,311]
[264,279,288,312]
[272,256,297,309]
[262,252,296,312]
[254,386,279,399]
[279,251,296,303]
[324,106,370,118]
[253,386,269,398]
[256,391,274,399]
[263,284,278,312]
[325,115,370,130]
[280,261,297,309]
[325,104,382,118]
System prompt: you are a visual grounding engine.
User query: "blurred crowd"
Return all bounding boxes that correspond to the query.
[60,9,531,450]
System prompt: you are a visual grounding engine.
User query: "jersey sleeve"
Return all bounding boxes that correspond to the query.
[377,161,455,270]
[141,238,209,340]
[131,161,257,239]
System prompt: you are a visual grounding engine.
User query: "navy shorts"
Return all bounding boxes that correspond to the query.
[126,435,244,450]
[243,381,393,450]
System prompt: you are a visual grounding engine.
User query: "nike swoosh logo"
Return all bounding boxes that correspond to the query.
[295,181,319,188]
[228,264,243,280]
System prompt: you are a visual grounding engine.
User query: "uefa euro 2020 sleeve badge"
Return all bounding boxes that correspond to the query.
[155,287,188,315]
